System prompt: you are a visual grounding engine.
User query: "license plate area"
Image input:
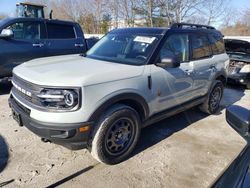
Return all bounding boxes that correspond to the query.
[12,109,23,127]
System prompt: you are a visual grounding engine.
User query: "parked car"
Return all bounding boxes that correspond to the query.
[9,23,229,164]
[0,17,98,83]
[224,37,250,89]
[212,105,250,188]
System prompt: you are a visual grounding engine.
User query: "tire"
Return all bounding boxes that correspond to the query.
[199,80,224,114]
[90,104,141,165]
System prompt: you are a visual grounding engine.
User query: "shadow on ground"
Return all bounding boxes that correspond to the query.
[0,135,9,173]
[222,84,246,108]
[133,86,245,156]
[0,179,15,187]
[134,107,207,156]
[0,83,12,95]
[46,165,96,188]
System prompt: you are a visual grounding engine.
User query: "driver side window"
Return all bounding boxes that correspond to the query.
[160,34,189,62]
[6,22,41,40]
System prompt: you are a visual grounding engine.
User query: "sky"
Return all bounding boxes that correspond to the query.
[0,0,249,18]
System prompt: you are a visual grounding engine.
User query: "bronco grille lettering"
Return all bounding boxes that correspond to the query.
[12,81,32,97]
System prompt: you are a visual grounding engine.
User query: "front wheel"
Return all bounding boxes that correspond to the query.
[199,80,224,114]
[90,104,141,165]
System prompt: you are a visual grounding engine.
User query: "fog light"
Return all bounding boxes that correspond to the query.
[240,79,244,83]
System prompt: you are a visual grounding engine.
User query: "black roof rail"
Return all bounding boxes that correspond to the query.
[171,23,215,30]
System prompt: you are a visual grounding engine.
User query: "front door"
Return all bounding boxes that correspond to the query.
[150,33,194,114]
[0,20,46,77]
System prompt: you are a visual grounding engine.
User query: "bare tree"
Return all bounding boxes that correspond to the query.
[197,0,231,25]
[26,0,247,34]
[158,0,202,25]
[50,0,89,21]
[133,0,161,27]
[118,0,137,27]
[90,0,108,33]
[185,15,207,24]
[241,9,250,26]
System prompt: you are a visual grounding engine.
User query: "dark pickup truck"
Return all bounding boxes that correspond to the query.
[0,17,98,82]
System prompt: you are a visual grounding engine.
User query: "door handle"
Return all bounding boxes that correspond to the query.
[75,43,84,47]
[32,43,44,47]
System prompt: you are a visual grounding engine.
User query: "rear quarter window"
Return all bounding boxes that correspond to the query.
[46,23,76,39]
[208,34,225,55]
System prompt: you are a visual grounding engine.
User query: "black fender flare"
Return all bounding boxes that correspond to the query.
[88,93,149,122]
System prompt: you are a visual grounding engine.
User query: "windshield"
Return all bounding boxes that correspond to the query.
[86,33,161,65]
[225,39,250,55]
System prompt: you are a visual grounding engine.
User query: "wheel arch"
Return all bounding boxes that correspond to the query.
[216,74,227,86]
[88,93,149,123]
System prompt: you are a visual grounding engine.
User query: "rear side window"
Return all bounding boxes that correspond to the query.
[46,23,76,39]
[6,22,41,40]
[208,34,225,55]
[191,34,212,60]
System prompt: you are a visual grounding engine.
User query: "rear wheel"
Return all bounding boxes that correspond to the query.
[199,80,224,114]
[90,104,141,165]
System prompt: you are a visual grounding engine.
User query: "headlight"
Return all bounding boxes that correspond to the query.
[37,88,80,111]
[240,64,250,73]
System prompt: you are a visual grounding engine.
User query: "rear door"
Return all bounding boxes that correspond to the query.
[190,33,214,97]
[45,21,86,56]
[0,20,46,77]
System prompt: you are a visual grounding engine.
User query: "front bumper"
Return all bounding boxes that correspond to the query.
[9,96,93,150]
[227,73,250,86]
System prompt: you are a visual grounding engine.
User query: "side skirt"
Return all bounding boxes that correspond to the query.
[142,96,206,128]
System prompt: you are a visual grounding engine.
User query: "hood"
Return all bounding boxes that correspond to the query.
[13,54,145,87]
[225,39,250,55]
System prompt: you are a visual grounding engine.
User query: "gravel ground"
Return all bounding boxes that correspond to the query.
[0,84,248,188]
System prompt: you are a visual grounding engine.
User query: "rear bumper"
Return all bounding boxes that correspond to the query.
[9,96,93,150]
[227,73,250,85]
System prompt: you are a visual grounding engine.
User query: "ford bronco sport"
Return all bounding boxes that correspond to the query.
[9,23,229,164]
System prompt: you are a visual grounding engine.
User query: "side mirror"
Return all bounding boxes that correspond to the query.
[226,105,250,138]
[0,29,14,39]
[156,56,180,68]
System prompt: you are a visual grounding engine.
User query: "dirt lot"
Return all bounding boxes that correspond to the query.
[0,84,249,188]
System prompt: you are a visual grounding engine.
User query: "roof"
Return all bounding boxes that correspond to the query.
[0,17,78,28]
[110,25,222,36]
[110,27,168,35]
[16,2,46,7]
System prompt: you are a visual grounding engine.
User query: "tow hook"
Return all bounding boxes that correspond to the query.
[41,138,51,143]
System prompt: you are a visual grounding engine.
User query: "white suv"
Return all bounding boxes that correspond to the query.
[9,23,229,164]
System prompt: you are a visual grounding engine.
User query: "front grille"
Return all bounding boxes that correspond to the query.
[12,74,43,106]
[11,96,31,115]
